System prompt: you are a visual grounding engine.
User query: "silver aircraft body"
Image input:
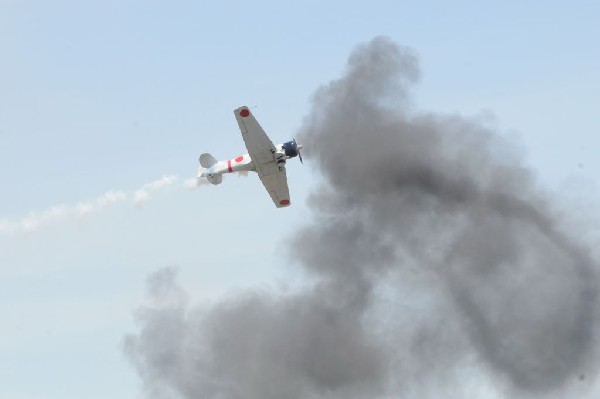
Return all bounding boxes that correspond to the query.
[198,106,303,208]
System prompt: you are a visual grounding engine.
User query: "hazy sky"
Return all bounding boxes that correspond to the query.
[1,1,599,398]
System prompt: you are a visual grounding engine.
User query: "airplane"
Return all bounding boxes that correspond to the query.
[197,106,303,208]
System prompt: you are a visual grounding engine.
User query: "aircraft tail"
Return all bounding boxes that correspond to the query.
[199,153,218,168]
[198,153,222,185]
[197,166,223,185]
[206,174,222,185]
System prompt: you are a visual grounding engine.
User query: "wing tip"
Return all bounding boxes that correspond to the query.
[235,105,251,118]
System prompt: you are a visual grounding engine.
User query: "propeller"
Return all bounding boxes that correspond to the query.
[293,138,303,164]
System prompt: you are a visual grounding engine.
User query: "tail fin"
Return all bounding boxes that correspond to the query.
[198,153,222,185]
[199,153,218,168]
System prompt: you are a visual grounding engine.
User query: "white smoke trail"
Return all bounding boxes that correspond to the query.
[98,189,128,206]
[133,175,177,208]
[1,189,127,235]
[0,175,182,237]
[0,172,248,236]
[183,171,248,190]
[184,177,209,190]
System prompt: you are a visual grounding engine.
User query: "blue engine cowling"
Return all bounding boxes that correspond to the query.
[282,140,299,158]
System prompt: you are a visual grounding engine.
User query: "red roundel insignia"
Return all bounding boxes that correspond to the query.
[279,199,290,206]
[240,109,250,117]
[235,156,244,163]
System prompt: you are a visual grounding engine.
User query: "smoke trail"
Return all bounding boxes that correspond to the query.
[1,170,250,236]
[124,37,599,398]
[0,189,126,235]
[0,175,179,236]
[133,175,178,208]
[184,171,249,190]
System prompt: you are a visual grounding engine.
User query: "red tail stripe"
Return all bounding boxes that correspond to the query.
[227,159,233,173]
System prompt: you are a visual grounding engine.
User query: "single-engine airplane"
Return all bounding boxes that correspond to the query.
[197,106,303,208]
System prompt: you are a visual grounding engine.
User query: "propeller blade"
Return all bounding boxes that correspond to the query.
[293,138,304,164]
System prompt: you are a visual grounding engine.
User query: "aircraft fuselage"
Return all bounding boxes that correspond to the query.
[199,141,302,180]
[201,152,255,177]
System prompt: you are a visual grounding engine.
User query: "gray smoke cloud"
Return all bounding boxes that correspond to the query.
[124,37,599,398]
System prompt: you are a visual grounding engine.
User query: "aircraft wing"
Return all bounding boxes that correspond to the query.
[234,106,276,171]
[258,166,291,207]
[234,106,291,207]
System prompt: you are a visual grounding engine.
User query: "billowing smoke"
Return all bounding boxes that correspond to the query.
[124,37,599,398]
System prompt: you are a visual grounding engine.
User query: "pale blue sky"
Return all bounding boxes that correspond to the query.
[1,1,599,398]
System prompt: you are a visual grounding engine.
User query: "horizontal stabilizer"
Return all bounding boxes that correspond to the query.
[199,153,218,168]
[206,174,222,185]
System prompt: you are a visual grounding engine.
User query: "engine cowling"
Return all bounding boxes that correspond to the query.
[282,140,299,158]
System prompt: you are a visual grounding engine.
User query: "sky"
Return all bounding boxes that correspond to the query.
[1,1,600,398]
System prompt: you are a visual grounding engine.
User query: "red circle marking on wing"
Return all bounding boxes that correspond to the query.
[279,199,290,206]
[240,109,250,117]
[235,156,244,163]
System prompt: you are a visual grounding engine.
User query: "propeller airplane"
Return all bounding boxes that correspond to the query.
[197,106,303,208]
